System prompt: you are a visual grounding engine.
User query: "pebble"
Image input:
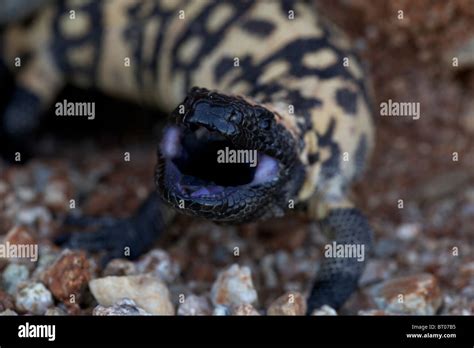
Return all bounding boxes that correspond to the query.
[0,309,18,316]
[16,186,36,202]
[211,264,258,306]
[232,303,260,316]
[451,37,474,68]
[4,225,36,250]
[135,249,180,283]
[2,263,30,295]
[15,282,53,315]
[267,292,306,316]
[89,275,174,315]
[370,273,442,315]
[45,306,68,316]
[31,246,60,281]
[42,249,91,305]
[212,305,231,316]
[93,298,151,316]
[260,255,278,289]
[311,305,338,316]
[16,206,52,229]
[0,290,15,312]
[43,180,69,211]
[103,259,137,277]
[177,295,212,316]
[358,309,391,315]
[396,223,421,241]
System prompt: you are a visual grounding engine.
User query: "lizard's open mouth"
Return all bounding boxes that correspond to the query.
[154,87,299,222]
[158,125,281,199]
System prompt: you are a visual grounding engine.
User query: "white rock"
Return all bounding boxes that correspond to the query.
[2,263,30,295]
[211,264,258,306]
[311,305,338,316]
[93,298,151,316]
[0,309,18,316]
[17,206,51,226]
[396,223,421,241]
[212,305,230,316]
[177,295,212,316]
[16,186,36,202]
[45,306,68,316]
[89,275,174,315]
[135,249,180,283]
[358,309,390,316]
[15,282,53,315]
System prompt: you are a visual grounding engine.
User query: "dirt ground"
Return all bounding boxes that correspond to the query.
[0,0,473,315]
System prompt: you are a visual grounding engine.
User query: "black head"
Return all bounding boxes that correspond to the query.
[155,87,303,223]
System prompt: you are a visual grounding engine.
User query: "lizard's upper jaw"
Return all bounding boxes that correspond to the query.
[155,87,294,223]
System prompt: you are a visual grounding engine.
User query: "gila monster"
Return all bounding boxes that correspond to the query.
[0,0,375,314]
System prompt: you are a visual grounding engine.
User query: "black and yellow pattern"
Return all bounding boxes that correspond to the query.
[0,0,375,313]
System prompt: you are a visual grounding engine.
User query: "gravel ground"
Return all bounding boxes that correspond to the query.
[0,0,473,315]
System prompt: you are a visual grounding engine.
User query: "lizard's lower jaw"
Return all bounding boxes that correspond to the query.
[155,125,282,223]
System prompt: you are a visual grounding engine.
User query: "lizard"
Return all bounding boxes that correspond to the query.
[0,0,375,314]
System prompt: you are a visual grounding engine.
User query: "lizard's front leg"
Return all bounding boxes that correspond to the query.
[56,192,175,264]
[306,207,373,314]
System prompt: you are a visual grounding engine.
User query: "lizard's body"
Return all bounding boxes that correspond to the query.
[1,0,374,313]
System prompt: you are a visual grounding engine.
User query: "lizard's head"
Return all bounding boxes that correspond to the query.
[156,87,304,223]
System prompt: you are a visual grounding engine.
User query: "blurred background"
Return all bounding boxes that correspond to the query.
[0,0,473,315]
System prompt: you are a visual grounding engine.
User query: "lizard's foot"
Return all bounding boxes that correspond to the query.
[56,193,171,264]
[57,215,148,264]
[306,208,373,314]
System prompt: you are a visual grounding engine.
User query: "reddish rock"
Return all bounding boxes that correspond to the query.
[0,290,14,312]
[453,261,474,288]
[267,292,306,316]
[4,225,36,247]
[42,249,91,308]
[232,303,261,316]
[370,273,442,315]
[2,226,37,267]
